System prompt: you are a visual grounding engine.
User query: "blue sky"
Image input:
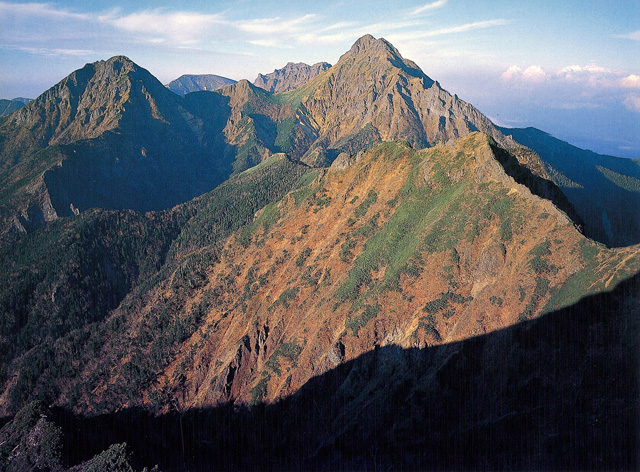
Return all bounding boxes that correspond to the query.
[1,0,639,157]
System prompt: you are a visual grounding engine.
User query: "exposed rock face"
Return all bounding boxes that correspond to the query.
[287,34,514,159]
[167,74,237,95]
[254,62,331,93]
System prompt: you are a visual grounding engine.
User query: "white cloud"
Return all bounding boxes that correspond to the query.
[0,1,89,20]
[620,74,640,89]
[624,94,640,112]
[108,10,226,44]
[616,30,640,40]
[522,65,547,83]
[248,39,293,49]
[501,65,522,81]
[411,0,448,15]
[319,22,358,32]
[410,19,510,39]
[238,14,316,35]
[5,45,96,57]
[501,65,546,83]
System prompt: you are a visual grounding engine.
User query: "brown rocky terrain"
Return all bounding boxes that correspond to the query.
[254,61,331,93]
[31,133,635,417]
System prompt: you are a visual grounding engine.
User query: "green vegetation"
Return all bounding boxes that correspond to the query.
[2,155,314,413]
[596,165,640,192]
[346,304,380,336]
[250,372,271,404]
[340,239,356,262]
[272,287,299,309]
[296,247,312,266]
[354,190,378,217]
[423,292,473,314]
[266,340,303,375]
[335,146,472,301]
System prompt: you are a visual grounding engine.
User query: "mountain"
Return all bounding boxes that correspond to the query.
[0,98,30,117]
[254,61,331,93]
[2,134,638,470]
[3,133,638,416]
[500,126,640,247]
[0,56,236,241]
[1,35,640,470]
[166,74,237,95]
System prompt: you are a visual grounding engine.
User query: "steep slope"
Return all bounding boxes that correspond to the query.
[501,126,640,247]
[5,270,637,470]
[0,56,235,240]
[278,35,514,166]
[166,74,237,95]
[7,133,636,416]
[0,154,313,415]
[254,61,331,93]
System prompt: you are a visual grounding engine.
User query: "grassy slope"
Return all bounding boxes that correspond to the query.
[22,132,632,415]
[0,156,313,414]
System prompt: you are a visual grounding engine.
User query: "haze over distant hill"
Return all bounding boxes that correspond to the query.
[500,126,640,247]
[0,98,31,117]
[166,74,237,95]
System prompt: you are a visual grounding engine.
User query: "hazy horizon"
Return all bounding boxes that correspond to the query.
[1,0,638,158]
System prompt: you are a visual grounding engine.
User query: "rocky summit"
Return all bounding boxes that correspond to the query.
[254,61,332,93]
[0,35,639,472]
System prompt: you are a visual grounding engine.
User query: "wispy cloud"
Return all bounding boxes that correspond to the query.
[248,39,294,49]
[0,1,89,20]
[616,30,640,40]
[108,10,226,44]
[2,45,96,57]
[411,0,448,15]
[390,19,509,41]
[238,14,316,35]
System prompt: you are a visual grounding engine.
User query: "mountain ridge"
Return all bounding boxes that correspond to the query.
[254,61,331,93]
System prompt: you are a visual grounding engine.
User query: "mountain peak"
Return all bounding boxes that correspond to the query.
[346,34,397,57]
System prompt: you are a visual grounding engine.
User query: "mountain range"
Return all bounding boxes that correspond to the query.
[0,35,638,471]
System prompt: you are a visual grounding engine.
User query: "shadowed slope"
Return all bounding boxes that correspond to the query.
[500,126,640,247]
[4,267,638,471]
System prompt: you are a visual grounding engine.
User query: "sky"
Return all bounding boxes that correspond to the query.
[1,0,639,158]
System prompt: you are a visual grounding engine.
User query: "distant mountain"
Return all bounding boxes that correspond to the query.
[501,127,640,246]
[0,98,30,117]
[254,61,331,93]
[0,56,235,240]
[166,74,237,95]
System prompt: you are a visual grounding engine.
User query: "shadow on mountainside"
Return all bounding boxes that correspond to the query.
[19,271,640,471]
[489,142,585,230]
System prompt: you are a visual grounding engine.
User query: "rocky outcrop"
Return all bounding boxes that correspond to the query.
[254,62,331,93]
